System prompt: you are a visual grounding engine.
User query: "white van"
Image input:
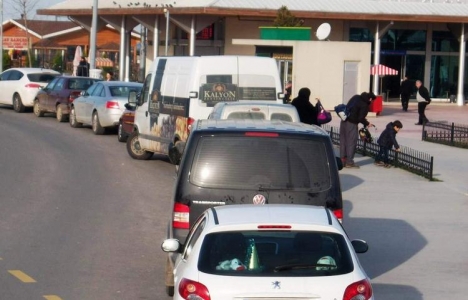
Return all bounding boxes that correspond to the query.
[126,56,285,161]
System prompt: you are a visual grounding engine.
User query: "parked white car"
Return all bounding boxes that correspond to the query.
[0,68,60,112]
[69,81,143,135]
[208,102,300,122]
[162,204,373,300]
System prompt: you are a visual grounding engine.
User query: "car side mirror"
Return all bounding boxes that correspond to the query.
[351,239,369,254]
[336,157,343,170]
[161,239,181,253]
[80,90,87,97]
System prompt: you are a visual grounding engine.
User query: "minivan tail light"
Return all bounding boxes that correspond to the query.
[25,83,41,89]
[343,279,372,300]
[245,132,279,137]
[106,101,120,109]
[173,203,190,229]
[187,117,195,134]
[179,278,210,300]
[333,209,343,223]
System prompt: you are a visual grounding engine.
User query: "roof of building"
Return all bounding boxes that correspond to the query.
[38,0,468,23]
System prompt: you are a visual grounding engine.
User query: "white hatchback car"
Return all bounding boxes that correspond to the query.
[162,204,373,300]
[208,102,300,122]
[0,68,60,112]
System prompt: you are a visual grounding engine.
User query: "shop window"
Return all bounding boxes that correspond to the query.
[181,24,215,40]
[432,31,459,52]
[381,29,426,51]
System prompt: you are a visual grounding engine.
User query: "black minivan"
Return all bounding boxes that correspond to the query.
[165,119,343,295]
[168,119,343,243]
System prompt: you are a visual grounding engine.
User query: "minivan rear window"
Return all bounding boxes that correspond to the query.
[190,136,331,192]
[197,230,353,277]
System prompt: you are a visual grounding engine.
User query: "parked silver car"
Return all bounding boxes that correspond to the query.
[69,81,143,134]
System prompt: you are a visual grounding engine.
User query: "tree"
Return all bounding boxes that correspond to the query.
[9,0,41,67]
[273,6,302,27]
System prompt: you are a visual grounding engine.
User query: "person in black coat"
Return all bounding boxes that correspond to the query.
[400,76,413,111]
[77,56,90,77]
[339,92,375,168]
[291,87,318,126]
[375,120,403,168]
[415,80,431,125]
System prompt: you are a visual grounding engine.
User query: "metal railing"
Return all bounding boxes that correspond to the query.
[324,125,434,180]
[422,121,468,149]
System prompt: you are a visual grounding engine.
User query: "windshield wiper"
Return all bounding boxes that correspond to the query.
[274,263,335,272]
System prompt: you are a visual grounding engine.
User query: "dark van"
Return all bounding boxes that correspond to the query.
[168,119,344,243]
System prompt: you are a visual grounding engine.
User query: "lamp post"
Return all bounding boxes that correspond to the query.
[164,8,169,56]
[89,0,98,70]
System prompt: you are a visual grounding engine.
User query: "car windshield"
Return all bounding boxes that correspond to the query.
[27,73,58,83]
[190,136,332,192]
[109,86,141,98]
[198,231,353,277]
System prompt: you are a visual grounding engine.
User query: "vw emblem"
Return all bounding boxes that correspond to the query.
[272,281,281,289]
[253,194,266,205]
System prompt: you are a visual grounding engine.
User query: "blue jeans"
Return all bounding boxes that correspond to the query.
[376,146,390,164]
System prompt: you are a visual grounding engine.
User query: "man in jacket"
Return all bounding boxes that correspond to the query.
[400,76,413,111]
[339,92,375,168]
[415,80,431,125]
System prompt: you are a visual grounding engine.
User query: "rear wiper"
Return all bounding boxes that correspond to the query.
[274,263,335,272]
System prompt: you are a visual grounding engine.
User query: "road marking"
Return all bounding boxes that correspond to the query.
[8,270,37,283]
[43,296,62,300]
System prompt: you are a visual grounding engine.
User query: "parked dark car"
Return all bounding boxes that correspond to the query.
[117,100,137,142]
[33,76,101,122]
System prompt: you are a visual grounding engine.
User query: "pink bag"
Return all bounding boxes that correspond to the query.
[317,102,332,124]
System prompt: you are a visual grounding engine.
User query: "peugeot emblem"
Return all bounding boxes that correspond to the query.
[272,281,281,289]
[253,194,266,205]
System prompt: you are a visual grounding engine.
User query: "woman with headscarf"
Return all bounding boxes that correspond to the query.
[291,87,318,126]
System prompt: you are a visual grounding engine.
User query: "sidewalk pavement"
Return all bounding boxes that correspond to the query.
[327,101,468,193]
[330,101,468,299]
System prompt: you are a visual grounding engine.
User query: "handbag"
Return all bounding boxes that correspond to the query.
[317,101,332,124]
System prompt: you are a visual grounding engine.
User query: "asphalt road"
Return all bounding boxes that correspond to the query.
[0,107,174,300]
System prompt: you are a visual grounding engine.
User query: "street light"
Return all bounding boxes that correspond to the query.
[164,8,169,56]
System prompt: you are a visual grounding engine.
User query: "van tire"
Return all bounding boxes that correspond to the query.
[126,131,153,160]
[165,257,175,296]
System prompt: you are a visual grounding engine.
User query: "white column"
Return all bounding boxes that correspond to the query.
[372,22,380,94]
[153,16,159,60]
[189,15,195,56]
[89,0,98,69]
[119,16,126,80]
[457,23,466,106]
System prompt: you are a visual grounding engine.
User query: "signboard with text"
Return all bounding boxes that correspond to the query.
[3,37,28,50]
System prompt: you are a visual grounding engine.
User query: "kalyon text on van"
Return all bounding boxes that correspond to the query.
[126,56,285,163]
